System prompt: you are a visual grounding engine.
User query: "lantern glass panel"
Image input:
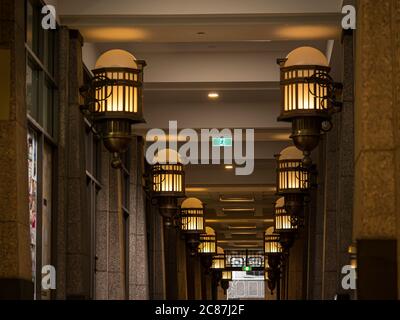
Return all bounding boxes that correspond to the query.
[282,67,329,113]
[264,234,283,254]
[222,271,232,281]
[198,234,216,254]
[93,49,144,120]
[152,164,184,193]
[211,255,226,269]
[180,208,204,232]
[275,205,297,232]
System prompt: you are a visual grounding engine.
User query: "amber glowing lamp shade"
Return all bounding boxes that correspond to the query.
[93,49,145,120]
[280,47,330,115]
[180,197,204,233]
[276,146,309,194]
[222,271,232,281]
[274,197,298,232]
[264,227,283,255]
[89,49,146,156]
[198,227,217,255]
[151,148,185,197]
[211,247,226,270]
[278,47,335,164]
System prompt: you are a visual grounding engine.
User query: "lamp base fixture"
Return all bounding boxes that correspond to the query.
[157,197,179,228]
[284,194,305,224]
[201,255,213,273]
[221,280,230,295]
[290,117,323,167]
[185,234,200,257]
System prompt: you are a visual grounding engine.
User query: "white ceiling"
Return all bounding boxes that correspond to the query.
[57,0,343,15]
[58,0,345,249]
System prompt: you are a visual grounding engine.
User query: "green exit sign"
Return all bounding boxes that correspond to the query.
[242,266,252,272]
[212,137,233,147]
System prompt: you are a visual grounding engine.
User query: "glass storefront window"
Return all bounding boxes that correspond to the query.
[26,0,58,300]
[26,63,39,120]
[27,130,38,297]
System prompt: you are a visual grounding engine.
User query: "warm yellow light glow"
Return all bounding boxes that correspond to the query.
[208,92,219,99]
[94,49,140,114]
[152,164,183,193]
[220,196,255,203]
[222,271,232,281]
[152,149,184,194]
[95,49,138,69]
[264,227,282,254]
[198,227,217,254]
[281,47,330,113]
[274,197,297,231]
[277,26,339,41]
[225,165,234,170]
[277,146,309,191]
[211,247,225,269]
[284,47,329,67]
[180,197,204,232]
[181,197,203,209]
[82,27,150,42]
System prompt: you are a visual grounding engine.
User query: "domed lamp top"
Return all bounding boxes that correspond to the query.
[204,227,215,236]
[279,146,303,160]
[181,197,203,209]
[265,226,275,235]
[284,46,329,68]
[205,226,216,235]
[95,49,138,69]
[151,148,182,165]
[216,246,224,254]
[275,197,285,208]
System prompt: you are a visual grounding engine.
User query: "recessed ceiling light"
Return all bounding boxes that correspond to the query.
[222,208,255,213]
[208,92,219,99]
[228,226,257,230]
[220,196,255,203]
[225,165,233,170]
[197,31,205,35]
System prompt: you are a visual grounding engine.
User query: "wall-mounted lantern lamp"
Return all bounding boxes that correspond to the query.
[276,146,310,223]
[198,227,217,272]
[80,49,146,168]
[211,247,226,270]
[221,271,232,295]
[264,227,283,295]
[150,149,185,227]
[274,197,298,251]
[348,243,357,270]
[179,197,205,256]
[277,46,343,167]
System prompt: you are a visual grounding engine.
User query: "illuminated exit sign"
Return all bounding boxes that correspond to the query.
[242,266,252,272]
[212,137,233,147]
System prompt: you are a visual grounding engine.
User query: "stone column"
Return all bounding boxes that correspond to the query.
[187,253,202,300]
[307,25,355,300]
[0,0,32,299]
[128,137,149,299]
[65,30,90,299]
[157,215,188,300]
[53,25,69,300]
[287,231,307,300]
[147,205,166,299]
[353,0,400,299]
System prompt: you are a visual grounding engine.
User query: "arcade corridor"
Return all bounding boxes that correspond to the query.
[0,0,400,302]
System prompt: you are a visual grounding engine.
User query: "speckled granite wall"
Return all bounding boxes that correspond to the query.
[0,0,33,299]
[354,0,400,299]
